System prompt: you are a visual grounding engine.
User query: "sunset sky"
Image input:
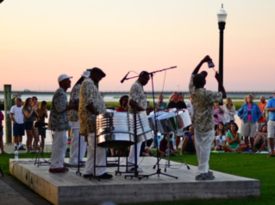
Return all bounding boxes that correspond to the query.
[1,0,275,92]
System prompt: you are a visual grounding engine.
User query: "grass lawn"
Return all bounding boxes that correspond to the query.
[0,152,274,205]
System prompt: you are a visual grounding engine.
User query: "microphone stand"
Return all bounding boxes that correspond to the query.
[122,66,178,179]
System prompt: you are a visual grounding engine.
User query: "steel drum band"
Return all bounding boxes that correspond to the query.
[96,109,191,148]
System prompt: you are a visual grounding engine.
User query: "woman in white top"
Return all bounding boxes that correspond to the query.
[224,98,236,131]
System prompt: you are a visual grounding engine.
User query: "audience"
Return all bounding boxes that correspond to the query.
[224,97,236,131]
[10,98,26,151]
[213,102,224,130]
[214,129,226,151]
[253,124,267,149]
[180,125,195,155]
[155,93,167,111]
[257,96,267,131]
[158,133,176,156]
[116,95,129,112]
[0,110,4,154]
[238,94,262,150]
[222,123,247,152]
[37,101,48,153]
[23,98,38,153]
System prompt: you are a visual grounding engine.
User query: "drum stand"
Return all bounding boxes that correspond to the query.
[34,129,50,167]
[153,131,190,172]
[146,72,178,179]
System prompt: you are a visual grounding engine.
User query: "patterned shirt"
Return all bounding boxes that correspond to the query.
[79,78,106,137]
[189,74,223,132]
[128,80,147,113]
[48,88,69,131]
[69,84,81,122]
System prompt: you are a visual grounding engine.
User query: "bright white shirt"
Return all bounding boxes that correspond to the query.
[216,135,226,146]
[10,105,24,124]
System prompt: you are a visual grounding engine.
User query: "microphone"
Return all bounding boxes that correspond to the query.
[120,72,130,83]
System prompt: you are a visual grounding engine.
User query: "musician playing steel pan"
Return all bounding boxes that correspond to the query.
[127,71,150,172]
[79,68,113,179]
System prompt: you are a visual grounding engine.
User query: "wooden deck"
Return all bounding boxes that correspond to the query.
[10,157,260,205]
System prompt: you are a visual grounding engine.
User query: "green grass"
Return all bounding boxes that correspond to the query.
[122,153,274,205]
[0,152,274,204]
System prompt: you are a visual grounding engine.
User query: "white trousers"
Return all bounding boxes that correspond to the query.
[84,133,106,176]
[194,129,214,174]
[50,130,67,169]
[128,142,142,167]
[69,128,87,164]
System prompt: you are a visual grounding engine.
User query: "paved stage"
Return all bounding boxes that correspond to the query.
[9,157,260,205]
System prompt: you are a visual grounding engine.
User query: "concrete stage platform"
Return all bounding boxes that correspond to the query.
[9,157,260,205]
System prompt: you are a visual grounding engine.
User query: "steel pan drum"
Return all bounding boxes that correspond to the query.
[97,112,134,148]
[157,112,178,134]
[147,111,166,130]
[132,111,153,143]
[175,110,192,129]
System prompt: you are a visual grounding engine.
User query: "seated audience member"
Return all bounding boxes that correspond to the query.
[213,122,226,146]
[254,124,268,149]
[116,95,129,112]
[215,129,226,151]
[158,133,176,156]
[140,138,154,156]
[180,126,196,155]
[222,123,247,152]
[155,93,167,111]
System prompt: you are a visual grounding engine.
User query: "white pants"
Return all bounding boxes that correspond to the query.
[194,129,214,174]
[50,130,67,169]
[84,133,106,176]
[128,142,142,168]
[69,128,87,164]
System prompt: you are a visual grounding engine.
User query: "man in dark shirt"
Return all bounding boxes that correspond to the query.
[167,92,187,150]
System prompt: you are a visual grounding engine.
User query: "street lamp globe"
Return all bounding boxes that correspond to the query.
[217,4,227,23]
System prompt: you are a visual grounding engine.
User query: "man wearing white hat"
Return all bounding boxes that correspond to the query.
[48,74,78,173]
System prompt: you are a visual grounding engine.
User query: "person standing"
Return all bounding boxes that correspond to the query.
[257,96,267,131]
[0,110,4,154]
[238,94,262,150]
[189,55,226,180]
[266,91,275,157]
[167,92,187,151]
[213,102,224,130]
[37,101,48,153]
[127,71,150,172]
[224,97,236,131]
[31,96,40,152]
[23,98,38,153]
[48,74,77,173]
[155,93,167,111]
[79,68,112,179]
[69,73,87,166]
[10,98,26,151]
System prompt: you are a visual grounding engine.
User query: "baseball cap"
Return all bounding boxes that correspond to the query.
[58,74,72,83]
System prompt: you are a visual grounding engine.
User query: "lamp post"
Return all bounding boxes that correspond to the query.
[217,4,227,103]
